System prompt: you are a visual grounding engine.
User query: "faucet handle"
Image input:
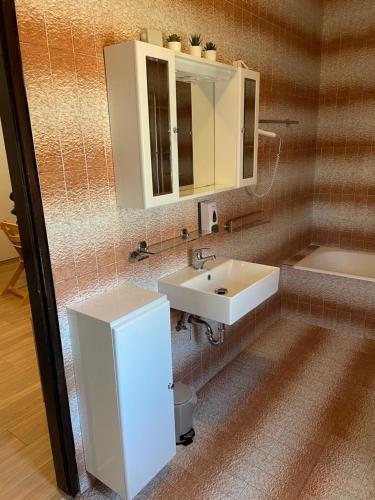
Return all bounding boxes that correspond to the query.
[194,247,210,258]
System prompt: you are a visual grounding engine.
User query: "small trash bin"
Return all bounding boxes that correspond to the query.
[173,382,197,446]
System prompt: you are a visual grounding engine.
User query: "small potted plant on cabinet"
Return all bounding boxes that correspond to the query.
[167,33,181,52]
[204,41,217,61]
[189,33,202,57]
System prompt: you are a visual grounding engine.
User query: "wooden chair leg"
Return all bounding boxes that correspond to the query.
[1,261,25,297]
[21,292,29,306]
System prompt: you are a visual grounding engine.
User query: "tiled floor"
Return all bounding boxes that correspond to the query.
[31,314,375,499]
[133,317,375,500]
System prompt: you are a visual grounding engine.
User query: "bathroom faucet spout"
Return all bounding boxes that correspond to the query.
[192,247,216,270]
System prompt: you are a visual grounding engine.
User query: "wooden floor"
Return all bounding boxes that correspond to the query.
[0,259,62,499]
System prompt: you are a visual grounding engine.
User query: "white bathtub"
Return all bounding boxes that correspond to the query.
[294,246,375,282]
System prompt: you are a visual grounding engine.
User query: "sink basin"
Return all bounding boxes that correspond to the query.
[158,257,280,325]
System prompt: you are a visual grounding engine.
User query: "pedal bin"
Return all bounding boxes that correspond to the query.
[173,382,197,446]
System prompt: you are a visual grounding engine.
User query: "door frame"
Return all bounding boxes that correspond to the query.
[0,0,79,495]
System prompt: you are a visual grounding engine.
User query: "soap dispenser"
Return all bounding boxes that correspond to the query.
[198,201,219,234]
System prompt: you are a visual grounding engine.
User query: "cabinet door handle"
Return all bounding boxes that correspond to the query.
[168,382,174,389]
[172,127,179,134]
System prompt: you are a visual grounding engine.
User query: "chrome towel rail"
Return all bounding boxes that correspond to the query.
[224,210,270,233]
[259,119,299,127]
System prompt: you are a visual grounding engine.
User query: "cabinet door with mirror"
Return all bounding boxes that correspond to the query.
[105,41,179,208]
[176,81,216,197]
[237,68,260,187]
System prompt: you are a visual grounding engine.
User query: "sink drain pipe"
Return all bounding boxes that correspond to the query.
[187,315,224,345]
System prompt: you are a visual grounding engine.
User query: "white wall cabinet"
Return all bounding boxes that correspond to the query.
[105,42,179,208]
[105,41,260,209]
[68,286,176,499]
[237,68,260,188]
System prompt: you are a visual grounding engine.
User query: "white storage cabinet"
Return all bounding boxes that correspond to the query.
[105,41,179,209]
[105,40,261,208]
[68,286,176,499]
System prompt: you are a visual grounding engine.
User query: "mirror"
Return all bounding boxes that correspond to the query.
[176,81,215,196]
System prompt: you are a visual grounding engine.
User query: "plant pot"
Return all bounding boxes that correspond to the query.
[189,45,202,58]
[204,50,217,61]
[168,41,181,52]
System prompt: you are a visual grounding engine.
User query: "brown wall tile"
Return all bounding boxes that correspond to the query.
[313,0,375,249]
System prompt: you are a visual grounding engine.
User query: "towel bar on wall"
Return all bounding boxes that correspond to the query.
[224,210,271,233]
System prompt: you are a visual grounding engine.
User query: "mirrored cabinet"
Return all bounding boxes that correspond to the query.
[105,42,179,208]
[104,41,260,209]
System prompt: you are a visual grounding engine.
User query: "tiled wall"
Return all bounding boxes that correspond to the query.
[313,0,375,250]
[282,264,375,339]
[14,0,322,490]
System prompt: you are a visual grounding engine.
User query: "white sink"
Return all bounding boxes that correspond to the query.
[158,257,280,325]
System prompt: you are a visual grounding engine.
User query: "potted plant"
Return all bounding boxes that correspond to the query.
[167,33,181,52]
[204,41,217,61]
[189,33,202,57]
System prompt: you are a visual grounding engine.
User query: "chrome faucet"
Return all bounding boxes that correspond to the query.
[192,247,216,270]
